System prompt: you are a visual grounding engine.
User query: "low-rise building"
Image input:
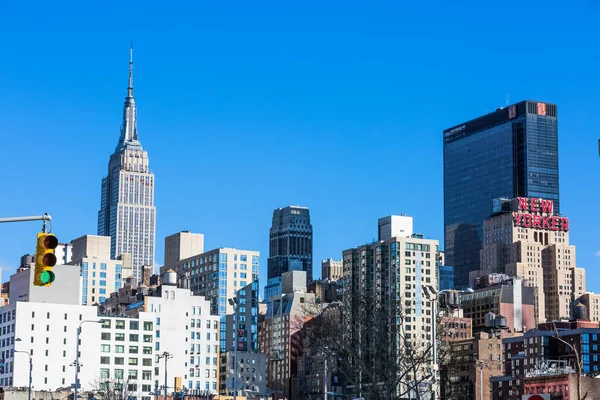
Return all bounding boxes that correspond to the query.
[460,277,535,334]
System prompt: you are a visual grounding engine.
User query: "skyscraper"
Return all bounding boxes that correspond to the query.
[268,206,313,283]
[443,101,559,287]
[98,47,156,282]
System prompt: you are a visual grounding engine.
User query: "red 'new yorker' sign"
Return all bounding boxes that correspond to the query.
[512,197,569,232]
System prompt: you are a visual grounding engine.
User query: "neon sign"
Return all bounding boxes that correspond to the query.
[513,197,569,232]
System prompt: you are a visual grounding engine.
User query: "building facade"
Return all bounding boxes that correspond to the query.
[268,206,313,283]
[162,247,259,317]
[577,292,600,322]
[460,277,535,334]
[68,235,133,305]
[100,271,221,395]
[259,271,316,399]
[98,47,156,283]
[163,231,204,268]
[342,216,439,398]
[0,301,100,391]
[477,197,584,323]
[444,101,560,287]
[320,259,342,281]
[493,320,600,399]
[444,332,504,400]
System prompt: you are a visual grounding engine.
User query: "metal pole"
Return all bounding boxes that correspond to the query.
[431,297,437,400]
[0,214,52,224]
[478,363,483,400]
[233,302,238,400]
[74,327,81,400]
[323,356,327,400]
[164,354,168,400]
[28,354,32,400]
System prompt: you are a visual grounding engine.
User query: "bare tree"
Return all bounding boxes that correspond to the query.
[298,296,438,400]
[90,375,136,400]
[552,322,588,400]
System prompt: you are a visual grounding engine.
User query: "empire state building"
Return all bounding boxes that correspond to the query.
[98,47,156,282]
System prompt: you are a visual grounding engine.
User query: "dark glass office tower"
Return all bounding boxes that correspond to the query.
[268,206,313,283]
[443,100,559,287]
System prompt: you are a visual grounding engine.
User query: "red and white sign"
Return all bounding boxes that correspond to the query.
[508,104,517,119]
[522,394,550,400]
[537,102,547,116]
[513,197,569,232]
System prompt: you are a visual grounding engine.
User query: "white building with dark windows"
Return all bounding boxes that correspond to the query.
[97,47,156,283]
[68,235,133,305]
[100,270,221,395]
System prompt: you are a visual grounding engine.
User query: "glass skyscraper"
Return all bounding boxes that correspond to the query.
[98,48,156,282]
[443,100,559,287]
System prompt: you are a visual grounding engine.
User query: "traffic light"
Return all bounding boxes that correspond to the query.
[34,232,58,286]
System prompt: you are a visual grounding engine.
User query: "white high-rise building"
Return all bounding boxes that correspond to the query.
[98,47,156,283]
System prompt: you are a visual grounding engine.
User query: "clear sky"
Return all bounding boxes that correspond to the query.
[0,1,598,292]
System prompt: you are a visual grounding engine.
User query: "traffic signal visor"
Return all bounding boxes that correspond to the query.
[34,233,58,286]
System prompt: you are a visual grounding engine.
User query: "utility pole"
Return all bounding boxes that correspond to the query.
[158,352,173,400]
[228,296,240,400]
[74,320,105,400]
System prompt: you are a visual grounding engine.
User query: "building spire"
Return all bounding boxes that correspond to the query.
[128,43,134,98]
[116,44,140,151]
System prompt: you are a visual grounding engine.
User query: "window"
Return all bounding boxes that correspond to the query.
[116,333,125,341]
[143,322,153,331]
[114,369,124,379]
[130,321,139,330]
[129,358,138,366]
[116,320,125,329]
[142,370,152,380]
[142,385,152,392]
[101,332,111,340]
[100,357,110,364]
[205,369,210,378]
[143,347,152,355]
[115,357,124,365]
[143,358,152,366]
[101,345,111,353]
[130,334,139,342]
[143,335,152,343]
[100,369,110,379]
[102,320,111,328]
[115,345,125,353]
[100,280,106,287]
[130,346,139,354]
[128,370,138,379]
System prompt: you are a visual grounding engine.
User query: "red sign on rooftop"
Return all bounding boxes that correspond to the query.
[513,197,569,232]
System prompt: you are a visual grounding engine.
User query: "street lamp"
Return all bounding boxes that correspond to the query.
[422,285,439,400]
[157,352,173,400]
[228,297,240,400]
[14,338,32,400]
[74,319,106,400]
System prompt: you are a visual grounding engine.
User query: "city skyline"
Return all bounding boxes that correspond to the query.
[0,2,598,293]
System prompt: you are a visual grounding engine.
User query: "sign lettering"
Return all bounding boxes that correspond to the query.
[513,197,568,232]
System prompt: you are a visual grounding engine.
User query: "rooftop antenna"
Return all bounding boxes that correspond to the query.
[506,93,510,105]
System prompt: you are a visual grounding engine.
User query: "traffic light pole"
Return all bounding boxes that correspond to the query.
[0,214,52,232]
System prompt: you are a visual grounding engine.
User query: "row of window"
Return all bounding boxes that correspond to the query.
[102,320,153,330]
[101,332,153,342]
[100,356,153,366]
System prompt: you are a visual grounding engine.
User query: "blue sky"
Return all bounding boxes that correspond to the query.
[0,1,599,291]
